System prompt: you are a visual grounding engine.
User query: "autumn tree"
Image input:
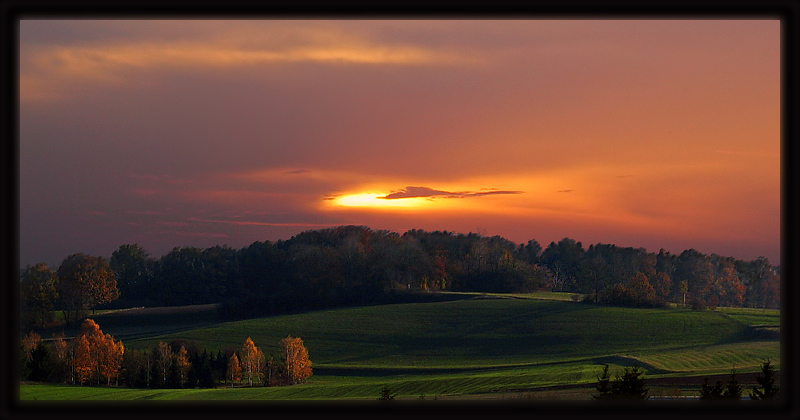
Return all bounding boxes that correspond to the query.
[175,346,191,388]
[21,331,41,364]
[97,333,124,385]
[20,332,41,380]
[72,334,94,385]
[80,319,105,384]
[20,263,59,329]
[50,332,71,383]
[226,353,242,387]
[57,254,119,324]
[72,319,125,385]
[651,272,672,301]
[280,335,312,385]
[626,272,663,307]
[239,337,264,386]
[154,342,172,386]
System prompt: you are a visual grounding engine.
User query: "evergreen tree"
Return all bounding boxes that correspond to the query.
[593,364,613,400]
[197,351,215,388]
[722,369,742,400]
[593,365,648,400]
[611,366,648,400]
[700,377,724,400]
[27,342,53,382]
[751,359,779,400]
[165,359,181,389]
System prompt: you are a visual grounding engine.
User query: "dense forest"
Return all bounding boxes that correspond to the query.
[20,225,780,328]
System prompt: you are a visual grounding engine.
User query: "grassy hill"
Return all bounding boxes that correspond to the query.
[20,294,780,400]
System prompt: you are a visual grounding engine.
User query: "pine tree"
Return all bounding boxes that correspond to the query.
[27,342,52,382]
[593,364,613,400]
[700,377,724,400]
[751,359,779,400]
[611,366,648,400]
[722,369,742,400]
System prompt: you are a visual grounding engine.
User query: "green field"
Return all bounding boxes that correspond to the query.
[20,294,780,401]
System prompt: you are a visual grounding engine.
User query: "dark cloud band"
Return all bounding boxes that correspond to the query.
[378,186,523,200]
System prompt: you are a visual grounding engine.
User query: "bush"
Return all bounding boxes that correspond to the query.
[599,284,667,309]
[593,365,648,400]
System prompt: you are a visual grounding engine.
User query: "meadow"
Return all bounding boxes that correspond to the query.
[19,293,780,401]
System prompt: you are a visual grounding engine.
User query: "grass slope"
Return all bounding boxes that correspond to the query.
[21,296,780,400]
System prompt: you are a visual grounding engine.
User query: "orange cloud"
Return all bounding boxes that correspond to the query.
[20,33,475,103]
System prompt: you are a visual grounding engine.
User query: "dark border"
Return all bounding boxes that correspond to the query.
[3,1,798,420]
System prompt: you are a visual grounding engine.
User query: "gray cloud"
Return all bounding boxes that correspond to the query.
[379,186,523,200]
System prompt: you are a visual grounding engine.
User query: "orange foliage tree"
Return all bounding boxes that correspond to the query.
[72,334,94,384]
[226,353,242,387]
[280,335,312,385]
[70,319,124,385]
[56,254,119,324]
[240,337,264,387]
[175,346,191,387]
[21,331,42,363]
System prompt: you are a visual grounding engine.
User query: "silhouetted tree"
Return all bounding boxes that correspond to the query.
[593,364,613,400]
[593,365,648,400]
[611,366,648,400]
[723,369,742,400]
[751,359,779,400]
[700,377,725,400]
[57,254,119,323]
[20,263,59,329]
[110,244,153,306]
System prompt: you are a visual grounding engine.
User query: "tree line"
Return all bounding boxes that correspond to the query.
[21,319,312,389]
[592,360,779,400]
[20,225,780,329]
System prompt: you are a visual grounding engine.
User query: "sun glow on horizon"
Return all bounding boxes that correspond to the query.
[330,193,435,209]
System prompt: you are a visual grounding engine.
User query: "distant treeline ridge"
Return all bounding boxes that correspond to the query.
[20,226,780,327]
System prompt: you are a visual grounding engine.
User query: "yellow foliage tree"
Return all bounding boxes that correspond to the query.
[280,335,312,385]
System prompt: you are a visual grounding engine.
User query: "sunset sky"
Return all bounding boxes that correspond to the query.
[19,19,781,268]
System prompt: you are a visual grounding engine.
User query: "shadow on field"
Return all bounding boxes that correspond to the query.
[589,355,671,375]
